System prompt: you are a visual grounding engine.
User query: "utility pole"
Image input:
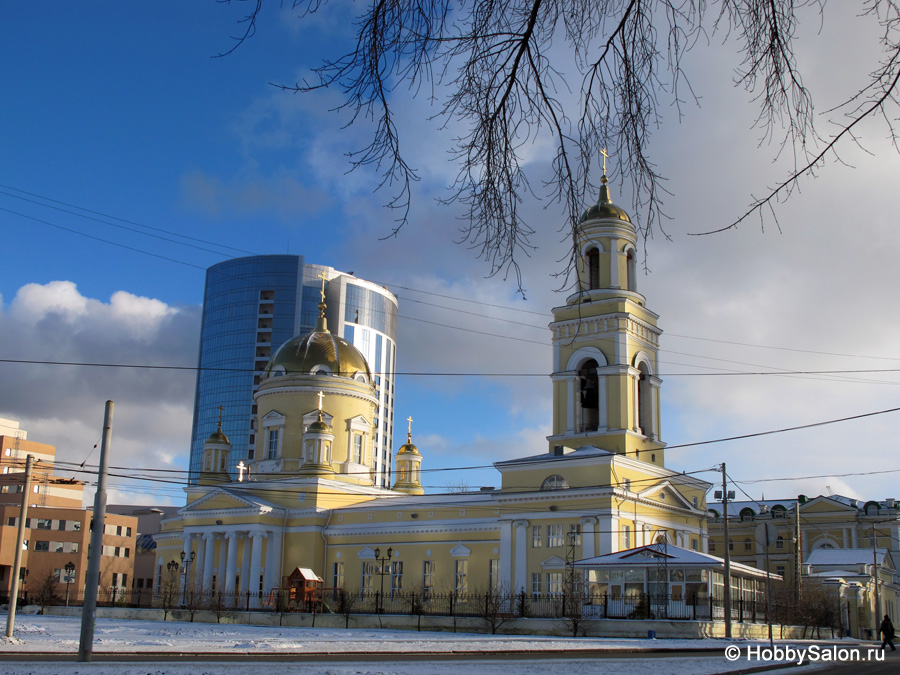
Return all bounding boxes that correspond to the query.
[872,523,880,636]
[721,463,732,639]
[78,401,113,663]
[794,497,802,604]
[5,454,34,639]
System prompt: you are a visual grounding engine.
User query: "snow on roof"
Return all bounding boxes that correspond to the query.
[572,545,777,580]
[806,547,893,568]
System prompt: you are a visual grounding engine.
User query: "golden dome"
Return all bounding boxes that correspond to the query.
[206,429,230,445]
[580,180,631,224]
[308,410,333,434]
[397,433,419,455]
[264,329,371,380]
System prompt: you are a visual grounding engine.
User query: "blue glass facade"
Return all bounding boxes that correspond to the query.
[189,256,399,486]
[189,255,309,480]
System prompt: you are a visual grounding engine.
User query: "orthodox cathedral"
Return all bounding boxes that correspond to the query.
[155,174,711,604]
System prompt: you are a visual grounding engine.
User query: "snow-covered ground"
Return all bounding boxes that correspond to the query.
[0,614,869,674]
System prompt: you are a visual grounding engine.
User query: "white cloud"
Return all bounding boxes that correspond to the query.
[0,282,199,506]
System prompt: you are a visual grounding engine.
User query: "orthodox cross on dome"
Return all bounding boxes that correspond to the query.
[317,391,325,411]
[406,416,413,442]
[236,460,246,482]
[600,147,609,181]
[216,405,224,430]
[317,270,328,303]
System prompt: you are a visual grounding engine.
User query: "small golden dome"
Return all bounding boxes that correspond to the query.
[397,433,419,455]
[580,180,631,224]
[308,410,333,434]
[206,429,230,445]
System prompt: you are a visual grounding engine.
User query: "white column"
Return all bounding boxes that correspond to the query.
[240,533,251,596]
[217,534,228,591]
[581,517,597,559]
[566,377,575,433]
[852,527,858,548]
[265,529,282,594]
[599,516,618,555]
[195,535,206,588]
[224,532,238,595]
[499,521,513,591]
[202,533,216,591]
[513,520,529,593]
[249,531,264,609]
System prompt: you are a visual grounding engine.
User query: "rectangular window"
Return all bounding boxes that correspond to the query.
[569,523,582,547]
[532,525,543,548]
[7,517,15,527]
[531,572,542,598]
[122,574,128,589]
[53,568,62,583]
[489,559,500,592]
[422,561,434,599]
[34,540,50,552]
[547,572,564,596]
[623,525,631,549]
[112,572,118,587]
[36,518,52,530]
[691,538,699,551]
[353,434,363,464]
[126,527,132,537]
[547,524,564,547]
[454,560,468,596]
[390,561,403,598]
[776,565,785,577]
[361,562,374,593]
[267,429,279,459]
[333,561,344,590]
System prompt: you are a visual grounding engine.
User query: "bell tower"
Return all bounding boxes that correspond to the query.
[548,157,665,465]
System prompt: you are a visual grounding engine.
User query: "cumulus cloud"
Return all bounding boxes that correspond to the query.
[0,282,200,506]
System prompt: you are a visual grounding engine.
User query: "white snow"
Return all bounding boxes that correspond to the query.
[0,614,872,674]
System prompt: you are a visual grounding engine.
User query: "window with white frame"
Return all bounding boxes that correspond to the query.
[361,562,374,594]
[532,525,543,548]
[531,572,542,598]
[569,523,582,547]
[454,560,468,596]
[623,525,631,548]
[352,433,364,464]
[547,524,564,547]
[332,561,344,590]
[489,559,500,592]
[423,560,434,598]
[390,561,403,598]
[547,572,563,596]
[267,428,279,459]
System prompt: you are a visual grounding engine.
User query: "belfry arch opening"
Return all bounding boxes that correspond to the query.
[586,247,600,290]
[578,359,600,432]
[626,248,637,292]
[636,360,653,437]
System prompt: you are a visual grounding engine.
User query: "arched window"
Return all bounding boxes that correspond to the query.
[635,360,652,437]
[626,248,637,292]
[541,475,570,491]
[744,538,752,551]
[586,247,600,290]
[740,508,755,522]
[578,360,600,432]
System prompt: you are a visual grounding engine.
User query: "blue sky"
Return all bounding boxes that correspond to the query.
[3,3,900,506]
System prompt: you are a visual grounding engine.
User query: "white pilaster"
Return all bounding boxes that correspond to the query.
[513,520,529,593]
[265,529,283,594]
[499,521,513,591]
[599,516,618,555]
[581,516,597,559]
[240,533,251,596]
[202,532,216,591]
[249,531,265,609]
[224,532,239,595]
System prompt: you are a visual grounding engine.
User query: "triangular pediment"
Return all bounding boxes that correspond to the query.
[182,488,268,514]
[450,544,471,557]
[622,546,672,560]
[261,410,286,422]
[541,555,566,568]
[637,480,695,509]
[358,546,376,559]
[801,496,858,513]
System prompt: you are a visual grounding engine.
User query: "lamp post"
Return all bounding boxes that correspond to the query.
[374,547,393,614]
[64,561,75,607]
[180,550,196,605]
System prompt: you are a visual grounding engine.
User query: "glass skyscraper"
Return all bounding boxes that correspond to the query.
[189,255,398,487]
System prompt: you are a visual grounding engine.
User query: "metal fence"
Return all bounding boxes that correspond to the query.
[22,588,771,624]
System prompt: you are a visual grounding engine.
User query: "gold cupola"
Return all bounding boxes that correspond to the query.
[199,405,232,486]
[393,416,424,495]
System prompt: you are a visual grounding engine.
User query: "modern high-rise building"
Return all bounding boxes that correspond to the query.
[189,255,398,487]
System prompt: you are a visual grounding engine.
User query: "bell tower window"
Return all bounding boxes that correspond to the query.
[578,359,600,432]
[586,247,600,290]
[626,248,637,292]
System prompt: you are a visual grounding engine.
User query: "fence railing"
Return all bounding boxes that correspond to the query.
[16,587,774,624]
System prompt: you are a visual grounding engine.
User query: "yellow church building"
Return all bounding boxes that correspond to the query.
[155,173,711,608]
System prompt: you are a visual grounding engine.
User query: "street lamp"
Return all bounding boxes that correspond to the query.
[64,561,75,607]
[374,547,393,614]
[179,550,196,605]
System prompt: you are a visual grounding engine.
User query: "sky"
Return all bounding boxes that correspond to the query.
[0,614,817,674]
[2,3,900,508]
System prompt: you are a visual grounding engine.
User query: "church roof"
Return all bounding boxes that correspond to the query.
[265,327,370,380]
[579,180,632,224]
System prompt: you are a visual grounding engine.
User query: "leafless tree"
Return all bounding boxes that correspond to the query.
[29,571,62,614]
[220,1,900,291]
